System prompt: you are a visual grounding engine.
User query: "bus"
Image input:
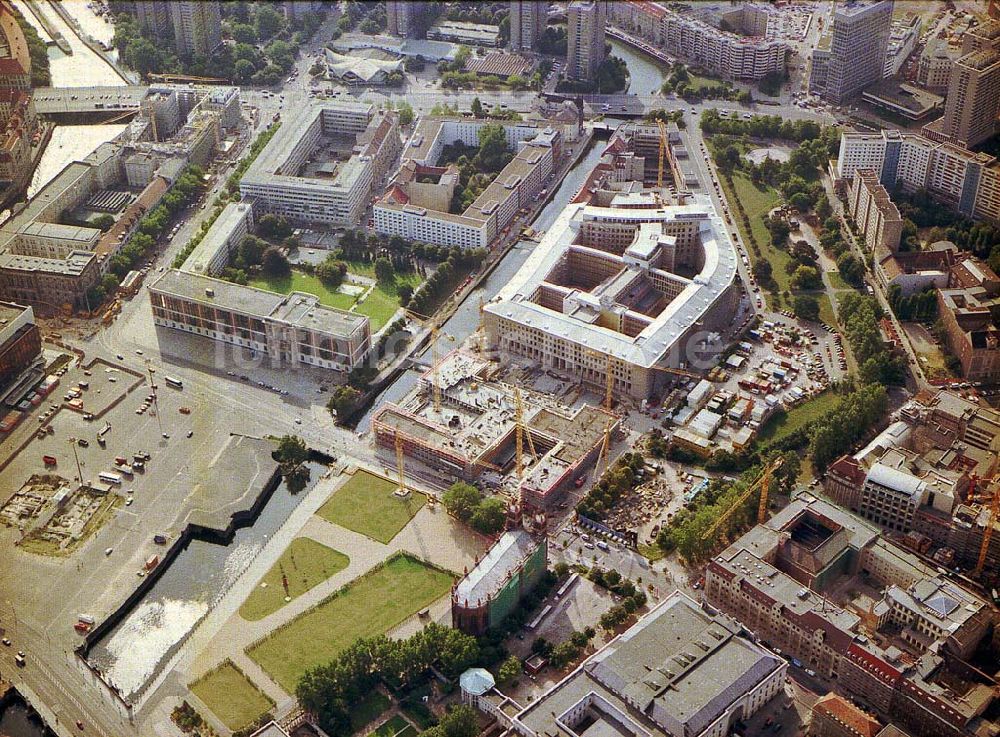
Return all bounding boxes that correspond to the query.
[164,376,183,389]
[98,471,123,485]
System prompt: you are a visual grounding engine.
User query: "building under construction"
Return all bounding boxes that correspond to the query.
[371,350,618,508]
[451,526,548,635]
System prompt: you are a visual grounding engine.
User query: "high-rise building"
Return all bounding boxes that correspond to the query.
[565,0,605,82]
[169,1,222,59]
[810,0,893,104]
[935,21,1000,149]
[386,1,433,39]
[122,1,170,37]
[509,1,548,52]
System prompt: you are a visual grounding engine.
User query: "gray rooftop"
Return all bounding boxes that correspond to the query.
[454,529,541,606]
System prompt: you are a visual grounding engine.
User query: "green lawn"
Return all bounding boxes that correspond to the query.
[368,714,413,737]
[756,390,841,445]
[317,470,426,543]
[189,660,274,732]
[250,267,418,331]
[816,293,837,327]
[246,554,454,694]
[825,271,858,291]
[720,171,789,299]
[239,537,350,621]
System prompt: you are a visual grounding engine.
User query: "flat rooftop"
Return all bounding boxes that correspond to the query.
[514,591,784,737]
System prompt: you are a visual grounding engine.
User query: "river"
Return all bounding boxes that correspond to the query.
[14,0,127,196]
[355,139,609,431]
[0,696,55,737]
[610,39,669,96]
[87,463,323,700]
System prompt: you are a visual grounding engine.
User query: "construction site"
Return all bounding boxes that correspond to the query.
[371,350,619,510]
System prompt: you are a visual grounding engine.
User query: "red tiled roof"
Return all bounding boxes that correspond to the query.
[0,58,26,76]
[814,694,882,737]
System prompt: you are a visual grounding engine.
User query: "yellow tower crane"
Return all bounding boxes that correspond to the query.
[592,420,614,484]
[700,457,784,542]
[974,479,999,578]
[405,309,453,415]
[513,387,538,479]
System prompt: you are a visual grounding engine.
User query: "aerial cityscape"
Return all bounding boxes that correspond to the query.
[0,1,999,737]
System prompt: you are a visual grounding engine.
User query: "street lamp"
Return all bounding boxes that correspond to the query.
[145,360,164,437]
[67,437,83,484]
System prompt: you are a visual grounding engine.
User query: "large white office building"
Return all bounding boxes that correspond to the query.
[240,102,400,227]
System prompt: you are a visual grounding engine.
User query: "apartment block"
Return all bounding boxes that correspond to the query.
[509,0,548,52]
[607,1,788,81]
[374,117,561,249]
[705,493,997,737]
[185,202,254,277]
[938,47,1000,149]
[565,0,605,82]
[386,1,434,39]
[810,0,893,104]
[836,131,1000,223]
[917,46,956,93]
[0,301,41,396]
[149,270,371,373]
[169,1,222,59]
[937,259,1000,384]
[847,169,903,253]
[240,103,399,227]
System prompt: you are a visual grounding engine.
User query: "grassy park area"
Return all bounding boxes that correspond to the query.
[246,553,454,694]
[239,537,350,621]
[317,470,426,543]
[250,267,421,331]
[756,390,840,445]
[189,660,274,732]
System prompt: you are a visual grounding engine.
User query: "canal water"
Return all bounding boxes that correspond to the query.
[0,697,55,737]
[355,139,609,431]
[610,39,670,96]
[87,463,324,700]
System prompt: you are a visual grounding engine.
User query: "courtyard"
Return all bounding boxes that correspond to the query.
[316,469,426,544]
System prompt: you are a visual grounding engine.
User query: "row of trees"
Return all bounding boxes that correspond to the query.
[90,164,205,306]
[809,383,889,470]
[531,627,597,670]
[576,452,645,522]
[296,623,480,735]
[887,284,938,322]
[660,63,753,102]
[837,292,906,386]
[442,482,506,535]
[11,5,50,86]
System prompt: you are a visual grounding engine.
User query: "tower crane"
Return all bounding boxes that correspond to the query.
[395,433,407,494]
[513,387,538,479]
[405,309,453,415]
[592,420,614,484]
[972,476,999,578]
[657,119,669,189]
[700,457,784,542]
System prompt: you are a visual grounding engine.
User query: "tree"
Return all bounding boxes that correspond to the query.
[442,482,482,522]
[477,123,512,172]
[276,435,308,467]
[471,96,484,118]
[422,706,479,737]
[790,264,822,290]
[374,257,394,284]
[255,4,284,39]
[258,214,292,240]
[261,247,290,277]
[317,257,348,288]
[497,655,522,685]
[397,101,414,126]
[793,294,820,321]
[836,252,865,287]
[93,213,115,231]
[398,284,414,306]
[470,497,506,535]
[327,385,362,419]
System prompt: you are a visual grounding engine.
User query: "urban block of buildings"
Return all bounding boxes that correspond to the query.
[706,492,998,737]
[0,84,239,311]
[240,101,401,228]
[810,0,894,104]
[482,176,740,402]
[462,590,787,737]
[374,117,562,250]
[608,0,789,81]
[836,130,1000,225]
[120,1,223,59]
[824,389,1000,575]
[0,300,41,403]
[372,350,618,508]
